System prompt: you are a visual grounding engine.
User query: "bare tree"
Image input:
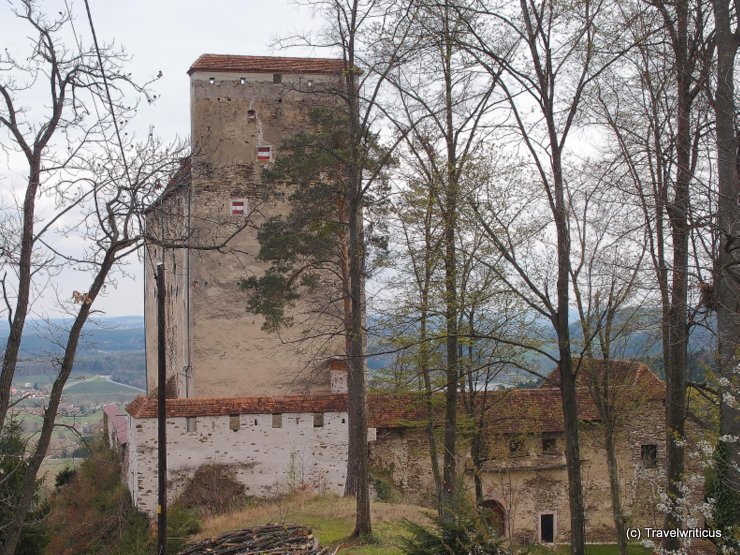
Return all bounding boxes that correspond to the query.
[568,161,650,555]
[383,0,498,507]
[0,2,185,552]
[461,1,624,551]
[267,0,419,536]
[592,1,715,545]
[708,0,739,496]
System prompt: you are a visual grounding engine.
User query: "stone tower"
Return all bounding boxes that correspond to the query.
[143,54,348,399]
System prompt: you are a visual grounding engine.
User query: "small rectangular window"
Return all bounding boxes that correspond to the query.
[229,414,240,432]
[509,435,524,456]
[641,444,657,467]
[542,433,558,455]
[272,413,282,428]
[313,413,324,428]
[230,198,246,216]
[186,417,197,432]
[273,73,282,84]
[257,146,272,163]
[247,109,256,121]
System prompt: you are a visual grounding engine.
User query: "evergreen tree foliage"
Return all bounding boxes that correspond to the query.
[0,417,48,555]
[704,441,740,553]
[401,493,507,555]
[240,107,388,332]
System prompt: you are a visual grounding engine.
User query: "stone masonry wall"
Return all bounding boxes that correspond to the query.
[368,397,705,545]
[128,410,348,515]
[184,71,345,398]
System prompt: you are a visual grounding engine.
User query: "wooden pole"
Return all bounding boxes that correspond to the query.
[156,263,167,554]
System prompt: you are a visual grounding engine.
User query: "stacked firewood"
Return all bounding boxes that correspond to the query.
[177,524,335,555]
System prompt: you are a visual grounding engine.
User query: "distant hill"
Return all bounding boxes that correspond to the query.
[2,316,146,388]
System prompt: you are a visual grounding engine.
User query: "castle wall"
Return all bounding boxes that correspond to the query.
[368,398,705,545]
[128,409,349,515]
[144,195,190,397]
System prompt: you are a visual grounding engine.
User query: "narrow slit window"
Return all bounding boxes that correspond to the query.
[186,417,197,432]
[230,198,246,216]
[272,413,282,428]
[229,414,240,432]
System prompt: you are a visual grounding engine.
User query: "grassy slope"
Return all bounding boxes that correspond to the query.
[193,495,653,555]
[196,494,432,554]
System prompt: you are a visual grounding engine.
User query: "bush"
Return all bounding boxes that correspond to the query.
[704,441,739,554]
[370,468,402,503]
[167,504,202,553]
[401,494,508,555]
[44,437,154,555]
[176,463,246,515]
[0,416,49,555]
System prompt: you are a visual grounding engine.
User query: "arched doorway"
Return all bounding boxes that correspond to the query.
[480,499,506,536]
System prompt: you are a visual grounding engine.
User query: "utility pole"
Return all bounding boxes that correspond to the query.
[156,263,167,554]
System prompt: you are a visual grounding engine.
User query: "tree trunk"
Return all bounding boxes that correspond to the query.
[551,144,586,555]
[1,249,118,555]
[662,2,691,548]
[441,0,460,505]
[0,158,41,433]
[420,284,443,508]
[347,186,371,537]
[711,0,740,494]
[605,425,628,555]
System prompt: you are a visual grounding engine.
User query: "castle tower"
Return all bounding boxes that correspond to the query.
[143,55,348,399]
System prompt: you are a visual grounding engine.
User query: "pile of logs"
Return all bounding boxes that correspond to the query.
[177,523,335,555]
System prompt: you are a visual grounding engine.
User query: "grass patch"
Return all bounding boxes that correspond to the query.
[195,496,653,555]
[196,494,431,554]
[525,545,652,555]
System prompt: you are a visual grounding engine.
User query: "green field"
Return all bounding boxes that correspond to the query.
[62,376,142,404]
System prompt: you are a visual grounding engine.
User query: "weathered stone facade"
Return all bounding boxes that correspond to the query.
[144,55,347,399]
[125,395,349,514]
[366,362,706,545]
[126,54,353,514]
[113,54,705,546]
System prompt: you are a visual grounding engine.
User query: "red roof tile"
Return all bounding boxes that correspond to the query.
[126,393,348,419]
[540,359,665,400]
[103,404,128,444]
[188,54,347,76]
[126,360,663,436]
[367,388,602,433]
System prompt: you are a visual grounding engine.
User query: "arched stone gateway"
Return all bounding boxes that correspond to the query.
[480,499,506,536]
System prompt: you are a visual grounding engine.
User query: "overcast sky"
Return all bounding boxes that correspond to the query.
[1,0,325,317]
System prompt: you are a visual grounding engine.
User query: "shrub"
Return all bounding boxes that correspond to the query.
[401,494,508,555]
[166,503,202,553]
[0,416,49,555]
[370,468,402,503]
[44,437,154,554]
[176,463,246,515]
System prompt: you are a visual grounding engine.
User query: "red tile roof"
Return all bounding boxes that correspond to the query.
[103,404,128,444]
[126,393,348,419]
[367,388,603,433]
[188,54,347,76]
[126,360,664,435]
[540,359,664,400]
